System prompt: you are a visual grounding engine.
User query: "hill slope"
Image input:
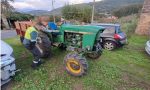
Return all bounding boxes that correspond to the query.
[23,0,144,16]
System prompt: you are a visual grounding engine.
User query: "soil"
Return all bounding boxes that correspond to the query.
[117,73,150,90]
[73,83,83,90]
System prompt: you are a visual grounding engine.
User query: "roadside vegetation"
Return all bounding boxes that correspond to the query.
[3,14,150,90]
[62,5,92,23]
[9,12,34,21]
[117,15,139,37]
[112,4,143,18]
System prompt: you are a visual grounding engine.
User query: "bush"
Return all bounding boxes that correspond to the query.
[112,4,142,18]
[62,5,92,23]
[49,15,61,23]
[117,15,138,37]
[9,12,34,21]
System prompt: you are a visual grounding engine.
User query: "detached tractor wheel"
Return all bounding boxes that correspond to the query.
[103,41,116,51]
[36,31,51,58]
[36,43,51,58]
[87,42,102,59]
[64,53,88,76]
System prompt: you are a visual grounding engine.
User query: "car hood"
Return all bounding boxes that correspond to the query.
[0,40,13,56]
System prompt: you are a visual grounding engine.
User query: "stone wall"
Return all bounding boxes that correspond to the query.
[135,0,150,35]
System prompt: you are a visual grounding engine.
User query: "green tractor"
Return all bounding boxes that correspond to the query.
[43,24,105,76]
[15,22,105,76]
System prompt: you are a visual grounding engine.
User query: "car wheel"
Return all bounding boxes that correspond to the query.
[103,41,116,51]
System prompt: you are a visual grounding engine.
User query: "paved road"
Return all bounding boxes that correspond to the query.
[1,30,17,39]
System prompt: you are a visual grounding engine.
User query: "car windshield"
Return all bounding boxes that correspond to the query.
[103,26,115,34]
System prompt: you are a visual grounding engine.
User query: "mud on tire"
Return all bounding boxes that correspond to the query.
[64,53,88,76]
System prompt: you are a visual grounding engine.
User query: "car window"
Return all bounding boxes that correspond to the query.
[116,27,122,33]
[103,26,115,33]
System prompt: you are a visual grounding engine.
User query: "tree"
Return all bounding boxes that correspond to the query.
[112,4,142,18]
[62,5,92,23]
[9,12,34,21]
[1,0,14,29]
[49,15,61,23]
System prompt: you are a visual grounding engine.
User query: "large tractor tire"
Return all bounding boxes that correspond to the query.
[36,31,51,58]
[64,53,88,76]
[87,42,102,59]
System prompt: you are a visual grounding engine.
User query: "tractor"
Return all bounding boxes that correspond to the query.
[15,21,105,76]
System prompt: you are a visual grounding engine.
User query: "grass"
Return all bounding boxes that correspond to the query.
[3,15,150,90]
[4,34,150,90]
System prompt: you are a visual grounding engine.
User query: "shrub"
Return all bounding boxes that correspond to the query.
[112,4,142,18]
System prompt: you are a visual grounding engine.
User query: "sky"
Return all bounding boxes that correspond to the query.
[10,0,102,11]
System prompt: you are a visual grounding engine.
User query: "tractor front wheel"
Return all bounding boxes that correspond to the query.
[64,53,88,76]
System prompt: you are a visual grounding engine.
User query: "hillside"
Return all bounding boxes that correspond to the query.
[91,0,144,12]
[23,10,51,16]
[23,0,144,16]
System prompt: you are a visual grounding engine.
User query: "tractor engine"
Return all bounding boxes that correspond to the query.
[65,32,82,48]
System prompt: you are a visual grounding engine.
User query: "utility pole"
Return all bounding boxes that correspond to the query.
[52,0,56,23]
[91,0,95,23]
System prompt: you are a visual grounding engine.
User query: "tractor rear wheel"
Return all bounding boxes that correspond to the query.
[87,51,102,59]
[64,53,88,76]
[87,42,102,59]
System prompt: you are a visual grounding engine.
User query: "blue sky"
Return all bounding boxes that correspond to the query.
[10,0,102,11]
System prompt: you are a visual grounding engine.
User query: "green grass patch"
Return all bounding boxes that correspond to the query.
[3,15,150,90]
[4,34,150,90]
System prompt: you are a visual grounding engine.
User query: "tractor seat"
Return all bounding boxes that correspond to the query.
[48,22,57,30]
[48,22,60,35]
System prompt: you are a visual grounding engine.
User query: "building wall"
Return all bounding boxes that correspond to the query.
[135,0,150,35]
